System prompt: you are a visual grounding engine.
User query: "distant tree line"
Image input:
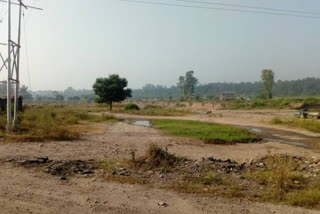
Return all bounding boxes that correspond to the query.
[30,87,96,103]
[132,77,320,100]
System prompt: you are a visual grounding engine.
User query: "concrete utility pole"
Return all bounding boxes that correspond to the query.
[0,0,43,131]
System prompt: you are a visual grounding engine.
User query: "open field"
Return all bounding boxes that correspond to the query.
[1,102,320,214]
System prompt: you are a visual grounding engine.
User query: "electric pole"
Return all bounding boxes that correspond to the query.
[6,0,11,131]
[0,0,43,131]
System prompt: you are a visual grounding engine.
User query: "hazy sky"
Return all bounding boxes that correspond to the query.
[0,0,319,90]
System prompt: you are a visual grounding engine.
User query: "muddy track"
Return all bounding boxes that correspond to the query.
[106,111,320,150]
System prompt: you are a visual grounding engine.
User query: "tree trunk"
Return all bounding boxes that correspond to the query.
[109,102,112,111]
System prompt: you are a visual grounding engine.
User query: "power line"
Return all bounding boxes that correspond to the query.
[119,0,320,19]
[173,0,320,15]
[23,12,31,91]
[0,8,7,23]
[24,0,38,23]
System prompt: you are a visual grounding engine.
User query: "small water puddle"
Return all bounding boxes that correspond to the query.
[264,138,307,148]
[250,128,262,134]
[246,126,307,148]
[131,120,152,127]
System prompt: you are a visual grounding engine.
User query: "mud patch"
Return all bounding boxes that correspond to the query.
[204,138,262,145]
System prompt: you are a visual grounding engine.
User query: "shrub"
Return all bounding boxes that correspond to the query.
[132,144,184,171]
[124,103,140,111]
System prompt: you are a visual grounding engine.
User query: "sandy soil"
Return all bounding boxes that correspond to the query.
[0,121,319,162]
[1,163,319,214]
[1,109,320,213]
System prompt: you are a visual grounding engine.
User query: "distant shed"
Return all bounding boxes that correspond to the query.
[220,93,236,101]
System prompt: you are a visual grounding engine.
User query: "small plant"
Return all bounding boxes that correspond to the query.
[130,149,136,162]
[124,103,140,110]
[201,172,222,185]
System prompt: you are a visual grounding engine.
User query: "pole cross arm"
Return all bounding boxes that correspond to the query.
[9,40,20,48]
[17,0,27,9]
[0,0,43,10]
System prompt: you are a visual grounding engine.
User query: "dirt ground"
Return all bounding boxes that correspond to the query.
[1,109,320,214]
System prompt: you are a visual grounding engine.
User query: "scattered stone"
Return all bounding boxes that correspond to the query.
[60,176,67,181]
[158,201,168,207]
[112,168,131,176]
[256,162,265,167]
[82,169,93,175]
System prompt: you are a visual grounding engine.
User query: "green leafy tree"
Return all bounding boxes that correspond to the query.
[55,94,65,101]
[185,71,198,100]
[177,76,186,99]
[261,69,275,99]
[19,85,33,101]
[177,71,198,100]
[93,74,132,111]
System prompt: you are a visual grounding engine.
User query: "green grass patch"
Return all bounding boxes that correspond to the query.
[152,119,260,144]
[271,117,320,133]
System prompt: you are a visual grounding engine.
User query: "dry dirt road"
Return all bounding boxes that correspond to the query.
[0,110,320,213]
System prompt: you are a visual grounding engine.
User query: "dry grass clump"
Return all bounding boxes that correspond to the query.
[0,105,116,142]
[246,154,320,208]
[286,189,320,208]
[131,144,184,171]
[96,149,320,210]
[271,117,320,133]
